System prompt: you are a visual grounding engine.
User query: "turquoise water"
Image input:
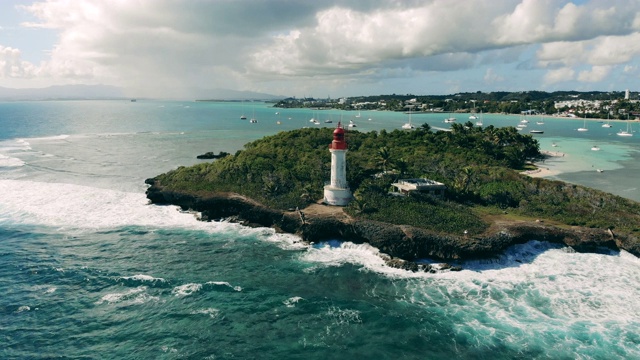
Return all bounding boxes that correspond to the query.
[1,101,639,359]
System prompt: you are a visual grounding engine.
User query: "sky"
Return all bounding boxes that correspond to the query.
[1,0,640,99]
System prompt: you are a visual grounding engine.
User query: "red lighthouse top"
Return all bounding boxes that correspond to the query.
[330,122,347,150]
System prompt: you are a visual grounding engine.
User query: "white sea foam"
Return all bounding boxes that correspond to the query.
[283,296,304,308]
[16,305,31,313]
[0,154,25,167]
[0,179,241,234]
[44,287,57,294]
[23,134,70,142]
[95,286,156,305]
[300,241,424,278]
[326,306,362,325]
[259,231,308,250]
[172,283,202,297]
[399,241,640,357]
[190,308,221,318]
[205,281,242,292]
[119,274,166,283]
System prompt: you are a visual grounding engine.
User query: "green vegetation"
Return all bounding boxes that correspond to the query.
[152,122,640,235]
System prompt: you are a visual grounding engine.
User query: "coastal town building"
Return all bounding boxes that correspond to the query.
[391,178,446,199]
[323,122,352,206]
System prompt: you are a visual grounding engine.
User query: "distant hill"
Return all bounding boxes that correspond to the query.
[194,88,285,101]
[0,85,284,101]
[0,84,126,101]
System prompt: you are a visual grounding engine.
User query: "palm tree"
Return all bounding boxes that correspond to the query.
[393,158,409,180]
[376,146,392,173]
[455,166,476,193]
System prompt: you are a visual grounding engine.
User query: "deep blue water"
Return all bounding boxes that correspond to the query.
[1,100,639,359]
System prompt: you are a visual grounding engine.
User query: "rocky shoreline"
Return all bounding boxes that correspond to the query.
[145,178,640,271]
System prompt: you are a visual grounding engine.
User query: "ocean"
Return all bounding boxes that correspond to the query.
[1,100,639,359]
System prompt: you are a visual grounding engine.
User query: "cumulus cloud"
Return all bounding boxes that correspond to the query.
[484,68,505,84]
[9,0,640,96]
[543,67,575,85]
[0,45,38,78]
[577,65,611,82]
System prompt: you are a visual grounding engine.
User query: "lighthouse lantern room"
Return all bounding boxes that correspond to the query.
[324,122,352,206]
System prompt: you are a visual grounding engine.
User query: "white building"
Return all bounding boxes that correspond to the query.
[391,178,446,198]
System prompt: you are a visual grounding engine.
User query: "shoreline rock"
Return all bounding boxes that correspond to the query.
[196,151,230,160]
[145,178,639,271]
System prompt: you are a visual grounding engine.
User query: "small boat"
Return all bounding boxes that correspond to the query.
[577,117,588,132]
[520,119,529,124]
[348,120,357,128]
[475,111,483,126]
[469,101,478,120]
[250,119,257,123]
[529,130,544,134]
[552,143,558,147]
[444,116,456,123]
[324,119,333,123]
[355,111,361,118]
[402,110,415,130]
[617,121,633,137]
[240,103,248,119]
[591,145,600,151]
[596,169,604,173]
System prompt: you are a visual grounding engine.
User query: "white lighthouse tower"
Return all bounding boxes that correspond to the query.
[324,122,352,206]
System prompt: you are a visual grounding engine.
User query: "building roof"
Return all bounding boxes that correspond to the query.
[391,178,446,192]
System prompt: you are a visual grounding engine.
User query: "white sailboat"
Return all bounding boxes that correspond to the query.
[475,111,483,126]
[402,110,415,130]
[602,111,612,127]
[250,107,257,123]
[444,113,456,123]
[617,121,633,137]
[469,101,478,120]
[577,117,588,132]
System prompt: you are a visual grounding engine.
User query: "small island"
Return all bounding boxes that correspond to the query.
[146,122,640,271]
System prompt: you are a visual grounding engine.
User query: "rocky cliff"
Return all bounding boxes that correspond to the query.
[145,178,639,270]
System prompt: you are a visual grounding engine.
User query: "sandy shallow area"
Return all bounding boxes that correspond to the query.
[522,150,568,178]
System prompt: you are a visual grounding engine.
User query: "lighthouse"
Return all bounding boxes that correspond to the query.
[324,122,352,206]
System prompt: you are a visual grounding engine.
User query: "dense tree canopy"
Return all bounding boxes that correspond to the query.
[153,124,640,235]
